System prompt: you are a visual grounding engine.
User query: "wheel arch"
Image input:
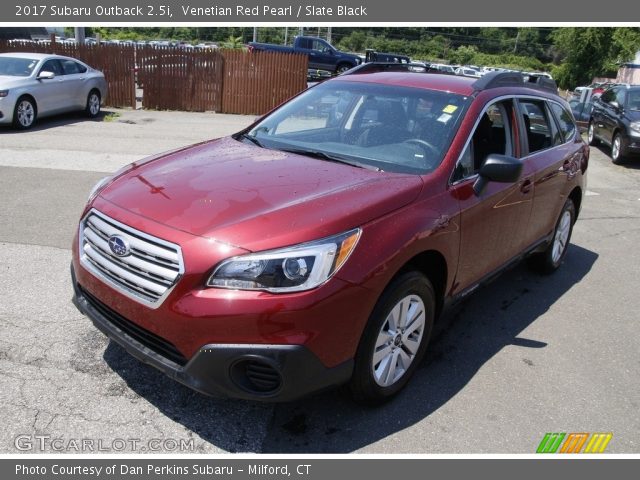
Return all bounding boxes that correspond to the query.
[15,93,38,113]
[397,250,448,320]
[568,186,583,220]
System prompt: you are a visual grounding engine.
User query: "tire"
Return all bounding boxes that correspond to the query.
[527,198,576,274]
[587,121,599,146]
[611,132,627,165]
[335,63,352,75]
[12,96,36,129]
[86,90,101,118]
[350,271,435,404]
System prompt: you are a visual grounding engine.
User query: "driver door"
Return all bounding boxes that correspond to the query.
[35,59,66,114]
[449,99,535,295]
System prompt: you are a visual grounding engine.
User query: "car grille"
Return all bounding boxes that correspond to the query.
[80,285,187,366]
[79,209,184,307]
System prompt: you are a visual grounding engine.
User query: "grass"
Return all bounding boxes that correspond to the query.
[103,112,122,122]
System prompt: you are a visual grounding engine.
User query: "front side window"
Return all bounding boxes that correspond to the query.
[242,81,470,174]
[453,100,513,181]
[40,59,63,76]
[628,90,640,111]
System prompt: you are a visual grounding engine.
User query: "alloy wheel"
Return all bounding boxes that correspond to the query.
[372,294,426,387]
[552,210,572,264]
[17,100,35,127]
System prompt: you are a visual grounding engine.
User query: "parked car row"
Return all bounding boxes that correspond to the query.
[8,37,220,50]
[588,84,640,164]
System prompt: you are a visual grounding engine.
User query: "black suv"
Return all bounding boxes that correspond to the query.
[588,85,640,164]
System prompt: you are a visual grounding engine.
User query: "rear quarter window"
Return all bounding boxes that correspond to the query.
[550,103,577,143]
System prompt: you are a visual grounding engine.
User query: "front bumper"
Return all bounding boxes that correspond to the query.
[72,265,353,402]
[0,95,16,124]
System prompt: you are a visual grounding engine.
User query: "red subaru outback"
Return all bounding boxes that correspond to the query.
[71,67,588,403]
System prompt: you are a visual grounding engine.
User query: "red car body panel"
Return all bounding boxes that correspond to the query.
[71,72,588,401]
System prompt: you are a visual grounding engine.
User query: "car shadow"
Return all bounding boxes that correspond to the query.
[0,110,119,133]
[103,243,598,453]
[592,144,640,169]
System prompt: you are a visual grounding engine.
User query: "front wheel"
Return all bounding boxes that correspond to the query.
[611,132,627,165]
[587,121,599,146]
[527,198,575,274]
[350,271,435,404]
[13,97,36,129]
[335,63,352,75]
[86,90,101,118]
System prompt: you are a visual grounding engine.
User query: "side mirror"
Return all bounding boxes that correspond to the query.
[473,154,523,196]
[37,71,55,80]
[609,100,620,110]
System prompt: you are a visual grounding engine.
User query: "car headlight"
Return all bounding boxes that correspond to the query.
[87,176,111,203]
[630,121,640,135]
[207,229,361,293]
[0,89,9,97]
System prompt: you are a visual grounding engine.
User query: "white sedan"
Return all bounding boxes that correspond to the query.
[0,52,107,129]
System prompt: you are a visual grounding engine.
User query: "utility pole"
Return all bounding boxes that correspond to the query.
[327,27,332,43]
[284,27,288,45]
[299,27,304,37]
[253,27,257,43]
[74,27,85,44]
[513,30,520,54]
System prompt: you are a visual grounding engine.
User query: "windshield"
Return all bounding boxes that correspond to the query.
[628,90,640,111]
[0,57,38,77]
[241,80,469,174]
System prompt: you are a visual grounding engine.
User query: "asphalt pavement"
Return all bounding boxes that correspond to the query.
[0,108,638,453]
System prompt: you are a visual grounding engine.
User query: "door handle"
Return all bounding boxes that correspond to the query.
[520,179,532,194]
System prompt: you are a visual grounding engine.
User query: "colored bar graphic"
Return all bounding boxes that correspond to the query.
[536,433,566,453]
[584,433,613,453]
[537,433,613,453]
[560,433,589,453]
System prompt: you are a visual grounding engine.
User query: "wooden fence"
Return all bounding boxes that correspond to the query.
[138,46,224,112]
[0,40,135,108]
[0,41,308,115]
[221,50,308,115]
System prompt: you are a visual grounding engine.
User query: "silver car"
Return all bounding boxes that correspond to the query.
[0,52,107,129]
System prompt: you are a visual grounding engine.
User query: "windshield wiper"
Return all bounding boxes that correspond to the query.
[277,147,381,171]
[238,133,264,148]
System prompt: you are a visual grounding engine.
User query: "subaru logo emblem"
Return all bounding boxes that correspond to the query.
[108,235,130,257]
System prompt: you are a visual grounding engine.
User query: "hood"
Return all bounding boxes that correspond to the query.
[626,109,640,121]
[0,75,31,88]
[99,137,423,252]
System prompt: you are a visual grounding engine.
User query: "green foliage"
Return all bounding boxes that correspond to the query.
[221,36,244,50]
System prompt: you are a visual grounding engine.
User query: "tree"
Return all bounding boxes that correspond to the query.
[221,35,244,49]
[551,28,616,89]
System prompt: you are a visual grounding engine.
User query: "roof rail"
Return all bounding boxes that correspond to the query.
[341,62,440,76]
[473,71,558,94]
[472,71,524,90]
[525,74,559,93]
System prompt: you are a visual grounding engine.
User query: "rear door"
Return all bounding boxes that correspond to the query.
[520,98,583,244]
[59,58,89,109]
[450,98,534,293]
